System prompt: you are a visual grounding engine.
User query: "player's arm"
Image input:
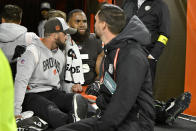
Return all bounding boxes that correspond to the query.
[14,49,36,116]
[150,2,170,60]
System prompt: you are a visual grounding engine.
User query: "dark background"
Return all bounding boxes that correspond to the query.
[0,0,90,34]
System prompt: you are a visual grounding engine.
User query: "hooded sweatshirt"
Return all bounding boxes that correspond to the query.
[14,37,66,115]
[0,23,28,62]
[96,15,155,131]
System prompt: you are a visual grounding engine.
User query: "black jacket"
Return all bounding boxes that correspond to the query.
[96,16,155,131]
[122,0,170,60]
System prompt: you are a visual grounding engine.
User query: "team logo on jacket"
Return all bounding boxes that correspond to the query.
[26,85,32,90]
[55,25,60,31]
[53,69,57,75]
[108,64,114,74]
[43,58,60,72]
[78,45,82,50]
[21,59,25,64]
[145,5,151,11]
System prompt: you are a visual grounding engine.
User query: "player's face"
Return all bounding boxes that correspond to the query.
[68,12,87,35]
[41,10,49,19]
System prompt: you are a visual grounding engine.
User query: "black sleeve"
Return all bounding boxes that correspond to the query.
[97,49,148,130]
[158,1,170,38]
[151,1,171,60]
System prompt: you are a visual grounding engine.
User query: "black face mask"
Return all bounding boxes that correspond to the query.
[71,29,90,43]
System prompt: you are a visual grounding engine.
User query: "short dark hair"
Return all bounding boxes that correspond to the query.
[1,4,22,23]
[97,4,126,34]
[67,9,84,22]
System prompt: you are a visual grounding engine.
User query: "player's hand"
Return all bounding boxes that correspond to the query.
[15,115,22,119]
[72,84,83,93]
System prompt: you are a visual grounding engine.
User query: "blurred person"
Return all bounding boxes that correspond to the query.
[0,4,38,80]
[0,49,17,131]
[0,4,24,62]
[55,4,154,131]
[48,10,66,21]
[14,17,88,129]
[38,1,51,37]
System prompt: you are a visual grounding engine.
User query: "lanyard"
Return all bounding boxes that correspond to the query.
[100,48,120,83]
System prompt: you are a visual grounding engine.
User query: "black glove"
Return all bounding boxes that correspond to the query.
[96,84,112,111]
[85,81,100,96]
[12,45,26,60]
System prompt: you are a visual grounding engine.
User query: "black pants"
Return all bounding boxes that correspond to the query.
[55,117,153,131]
[22,89,74,128]
[55,117,98,131]
[148,59,157,85]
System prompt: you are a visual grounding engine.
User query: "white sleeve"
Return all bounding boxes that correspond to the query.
[59,53,67,91]
[14,50,36,115]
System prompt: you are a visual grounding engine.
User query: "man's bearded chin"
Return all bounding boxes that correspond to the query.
[71,29,90,43]
[56,40,65,51]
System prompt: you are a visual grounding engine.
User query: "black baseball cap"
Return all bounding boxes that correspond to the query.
[44,17,77,35]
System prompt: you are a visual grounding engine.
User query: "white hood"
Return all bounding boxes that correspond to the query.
[0,23,27,42]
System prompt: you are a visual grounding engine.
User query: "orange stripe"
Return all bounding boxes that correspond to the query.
[184,0,196,116]
[108,0,112,3]
[90,14,95,33]
[113,48,120,81]
[98,0,112,3]
[114,48,120,71]
[80,86,97,102]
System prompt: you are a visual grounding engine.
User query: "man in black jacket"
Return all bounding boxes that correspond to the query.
[122,0,170,82]
[55,4,155,131]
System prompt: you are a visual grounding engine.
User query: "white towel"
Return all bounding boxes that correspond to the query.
[64,35,84,92]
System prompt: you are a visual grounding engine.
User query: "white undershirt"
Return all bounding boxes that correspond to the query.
[138,0,146,9]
